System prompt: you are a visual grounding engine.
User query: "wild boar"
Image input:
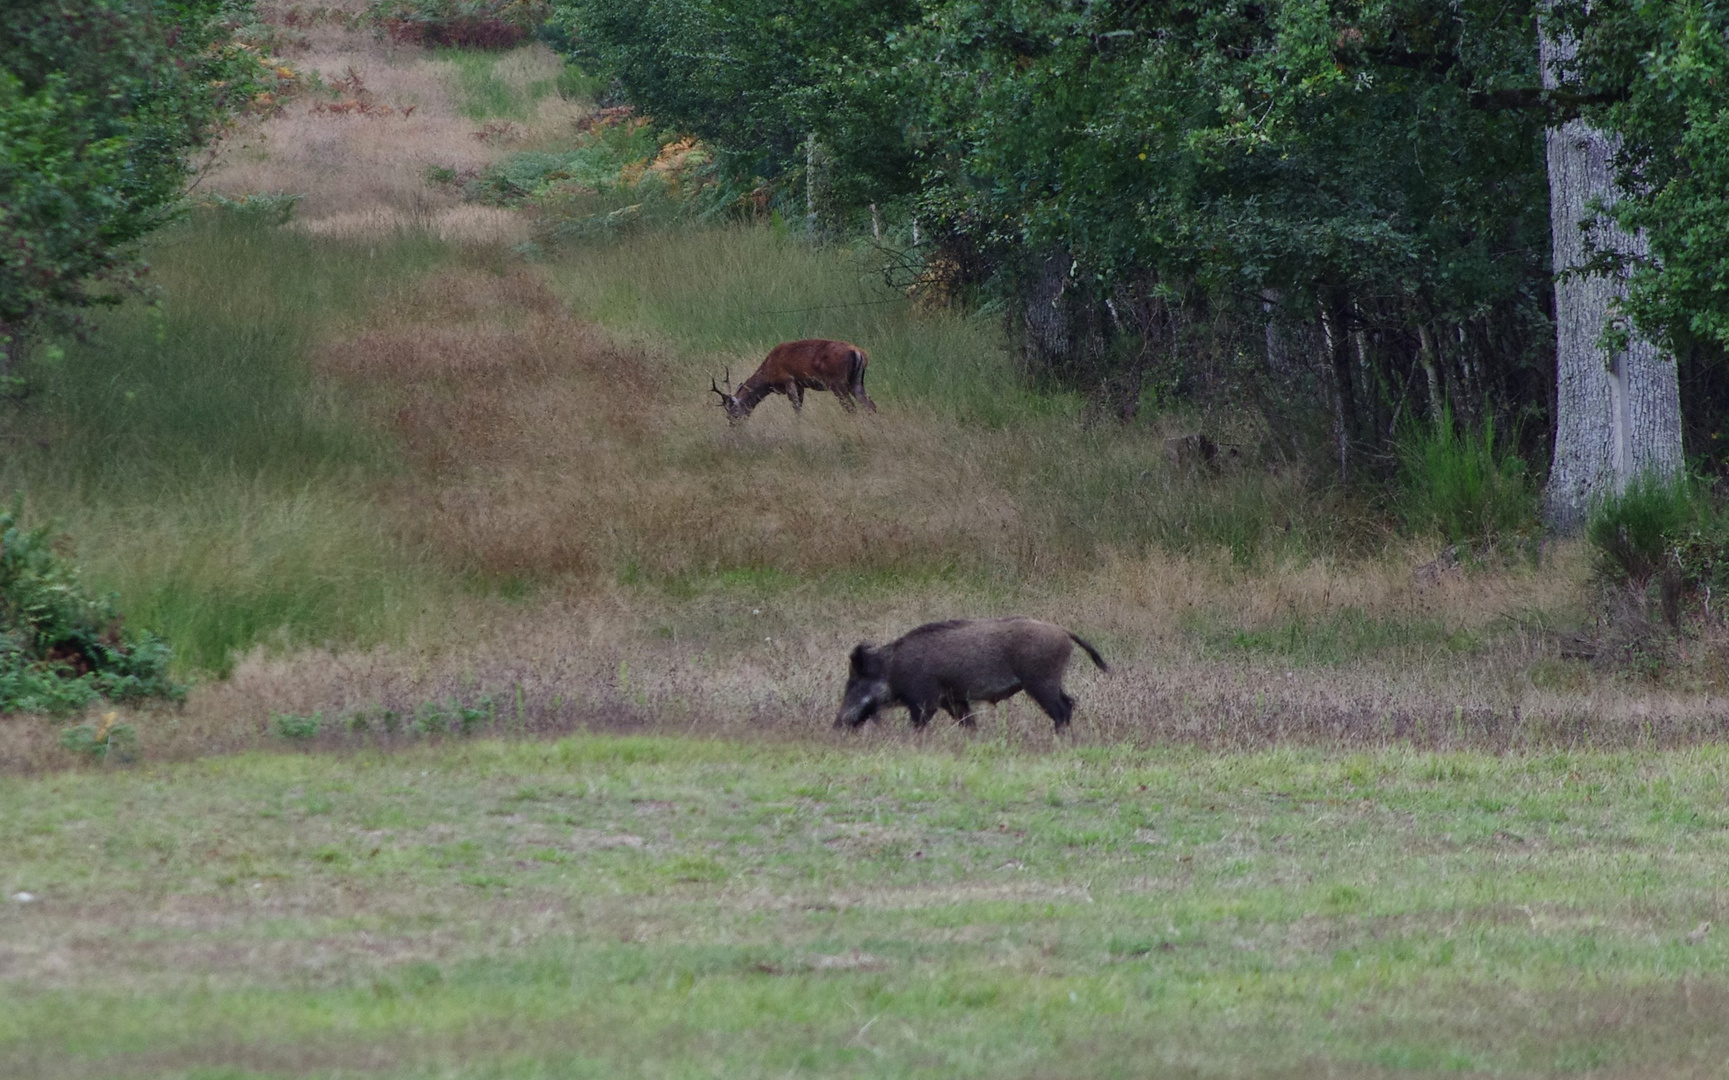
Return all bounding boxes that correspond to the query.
[834,617,1108,732]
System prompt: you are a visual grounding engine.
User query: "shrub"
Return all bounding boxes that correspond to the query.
[1584,474,1729,629]
[273,711,322,740]
[1586,475,1700,586]
[369,0,550,49]
[0,0,271,373]
[1396,412,1538,547]
[59,711,139,763]
[0,499,184,714]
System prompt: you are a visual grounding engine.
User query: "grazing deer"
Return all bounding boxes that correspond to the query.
[710,339,876,422]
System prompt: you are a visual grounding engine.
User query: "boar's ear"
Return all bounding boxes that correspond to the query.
[849,642,874,675]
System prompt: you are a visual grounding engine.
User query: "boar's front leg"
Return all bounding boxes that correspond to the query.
[905,698,938,729]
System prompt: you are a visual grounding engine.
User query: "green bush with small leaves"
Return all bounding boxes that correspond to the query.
[0,499,184,714]
[59,713,140,762]
[0,0,272,373]
[273,712,323,740]
[1586,475,1700,587]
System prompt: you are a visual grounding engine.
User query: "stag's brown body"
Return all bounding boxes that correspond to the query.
[712,339,876,421]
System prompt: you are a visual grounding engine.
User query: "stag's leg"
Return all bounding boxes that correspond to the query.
[786,383,804,413]
[834,388,858,413]
[1025,682,1075,732]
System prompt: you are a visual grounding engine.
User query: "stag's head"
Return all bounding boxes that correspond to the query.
[709,368,747,422]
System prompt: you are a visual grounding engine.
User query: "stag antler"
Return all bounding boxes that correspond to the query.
[709,367,734,404]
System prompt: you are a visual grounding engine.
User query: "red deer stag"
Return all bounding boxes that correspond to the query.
[710,339,876,422]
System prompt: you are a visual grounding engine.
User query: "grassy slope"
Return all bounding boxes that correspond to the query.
[0,216,453,674]
[4,736,1728,1078]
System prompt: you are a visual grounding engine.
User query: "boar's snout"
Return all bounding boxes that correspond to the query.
[834,676,886,728]
[835,643,887,728]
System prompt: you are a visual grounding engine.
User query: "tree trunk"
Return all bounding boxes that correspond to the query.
[1417,322,1445,426]
[1540,29,1682,531]
[1320,292,1358,482]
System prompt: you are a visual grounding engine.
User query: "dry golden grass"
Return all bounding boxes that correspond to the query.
[203,34,578,243]
[318,261,1028,583]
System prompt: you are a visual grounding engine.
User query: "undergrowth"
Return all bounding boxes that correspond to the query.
[1396,411,1539,548]
[0,500,182,714]
[371,0,549,50]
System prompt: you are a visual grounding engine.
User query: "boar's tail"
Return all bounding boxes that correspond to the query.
[1068,632,1108,672]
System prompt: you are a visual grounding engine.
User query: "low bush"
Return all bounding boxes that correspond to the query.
[59,711,139,762]
[1586,473,1729,630]
[0,499,183,714]
[1586,474,1700,586]
[1396,412,1538,548]
[273,712,322,741]
[467,114,663,204]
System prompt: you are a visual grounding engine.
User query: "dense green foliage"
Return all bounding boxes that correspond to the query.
[0,0,265,372]
[552,0,1729,483]
[0,499,182,714]
[549,0,916,208]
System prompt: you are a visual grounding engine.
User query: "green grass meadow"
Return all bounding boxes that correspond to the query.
[2,214,451,673]
[4,736,1727,1078]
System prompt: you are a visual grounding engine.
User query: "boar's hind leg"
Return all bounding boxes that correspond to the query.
[1026,682,1076,731]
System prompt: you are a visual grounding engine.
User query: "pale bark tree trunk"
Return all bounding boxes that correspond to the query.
[1417,322,1445,426]
[1320,293,1357,482]
[1540,29,1683,531]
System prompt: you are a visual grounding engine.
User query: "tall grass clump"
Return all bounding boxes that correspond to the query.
[1,210,453,672]
[436,45,559,120]
[1396,411,1537,547]
[1583,472,1729,639]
